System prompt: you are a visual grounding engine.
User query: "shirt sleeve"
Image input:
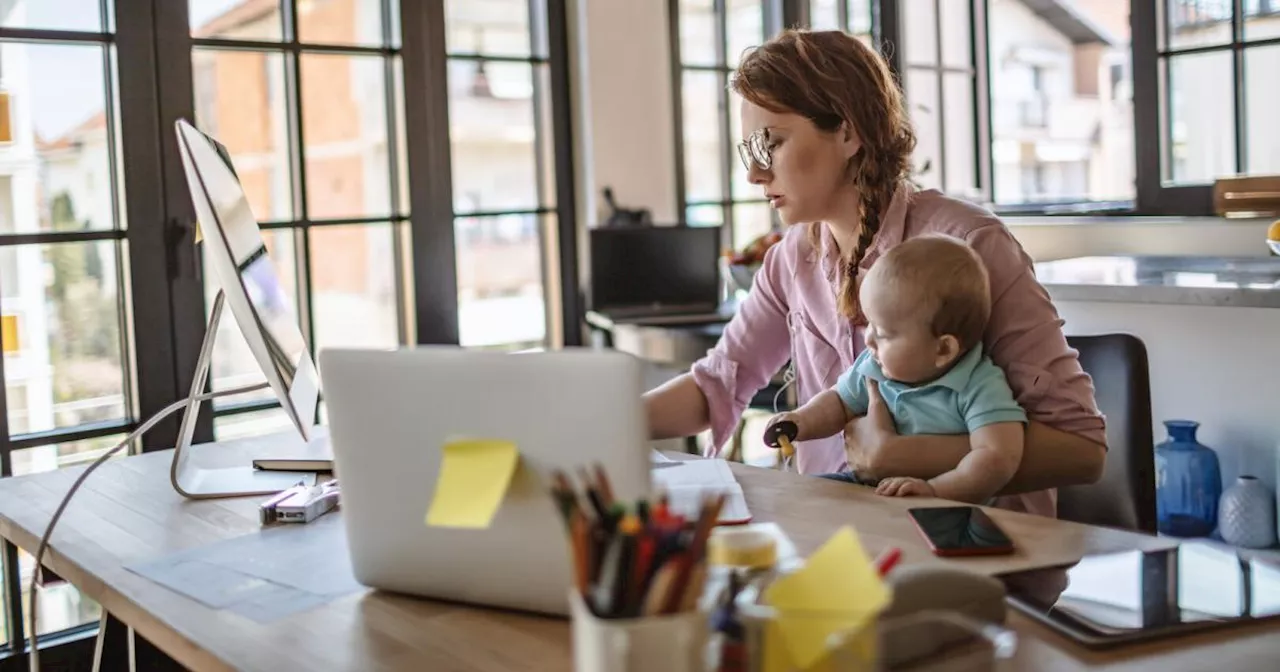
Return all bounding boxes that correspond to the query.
[690,239,793,455]
[834,352,871,416]
[965,223,1107,446]
[960,357,1028,432]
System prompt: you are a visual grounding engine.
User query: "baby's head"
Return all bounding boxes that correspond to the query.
[859,234,990,384]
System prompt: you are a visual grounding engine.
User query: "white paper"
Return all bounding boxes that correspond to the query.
[651,458,752,523]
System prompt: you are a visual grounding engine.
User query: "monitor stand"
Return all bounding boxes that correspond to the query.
[169,290,317,499]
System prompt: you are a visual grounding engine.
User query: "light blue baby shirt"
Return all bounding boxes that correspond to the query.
[834,345,1026,434]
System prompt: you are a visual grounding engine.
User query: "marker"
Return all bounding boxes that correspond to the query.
[874,546,902,577]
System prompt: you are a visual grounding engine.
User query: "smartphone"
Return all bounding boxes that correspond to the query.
[907,506,1014,557]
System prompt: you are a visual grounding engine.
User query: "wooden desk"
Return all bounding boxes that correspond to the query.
[0,444,1277,671]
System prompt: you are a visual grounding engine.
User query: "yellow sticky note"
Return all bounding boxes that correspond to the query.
[424,439,519,529]
[194,220,203,244]
[762,527,890,670]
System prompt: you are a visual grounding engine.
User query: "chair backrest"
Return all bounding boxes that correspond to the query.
[1058,334,1157,533]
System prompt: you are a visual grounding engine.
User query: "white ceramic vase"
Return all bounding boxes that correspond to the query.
[1218,476,1276,549]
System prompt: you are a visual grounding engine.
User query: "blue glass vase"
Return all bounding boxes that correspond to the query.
[1155,420,1223,537]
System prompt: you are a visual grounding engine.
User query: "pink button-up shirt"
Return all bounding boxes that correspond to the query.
[691,185,1106,517]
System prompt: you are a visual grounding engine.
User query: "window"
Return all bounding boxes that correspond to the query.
[987,0,1135,210]
[672,0,778,252]
[445,0,559,350]
[0,0,123,649]
[1161,0,1280,180]
[0,0,580,662]
[808,0,873,40]
[902,0,983,201]
[190,0,411,430]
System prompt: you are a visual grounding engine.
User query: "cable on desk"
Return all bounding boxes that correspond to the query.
[27,381,269,672]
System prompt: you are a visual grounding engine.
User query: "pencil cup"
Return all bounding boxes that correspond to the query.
[569,592,709,672]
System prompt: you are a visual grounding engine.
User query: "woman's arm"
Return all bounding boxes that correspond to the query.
[846,380,1105,494]
[644,237,794,447]
[644,374,710,440]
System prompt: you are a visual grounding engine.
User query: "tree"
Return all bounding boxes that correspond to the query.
[44,192,120,424]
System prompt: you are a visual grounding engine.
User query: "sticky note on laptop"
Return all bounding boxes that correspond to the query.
[424,439,519,529]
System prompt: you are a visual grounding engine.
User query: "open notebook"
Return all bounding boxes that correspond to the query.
[651,454,752,525]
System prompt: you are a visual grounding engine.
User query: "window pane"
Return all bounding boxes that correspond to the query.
[680,0,719,66]
[1167,51,1235,183]
[310,223,400,350]
[206,229,298,407]
[446,0,543,58]
[810,0,841,30]
[3,241,125,436]
[726,0,763,67]
[848,0,872,36]
[214,407,295,441]
[1246,45,1280,173]
[1,0,105,33]
[904,0,937,66]
[733,202,774,251]
[190,0,282,40]
[989,0,1135,205]
[683,70,726,202]
[905,68,941,190]
[448,60,544,213]
[297,0,384,46]
[942,74,976,197]
[686,204,725,227]
[456,214,546,349]
[940,0,970,68]
[1,42,117,233]
[1165,0,1233,50]
[192,49,293,222]
[1245,0,1280,41]
[12,434,129,477]
[300,54,392,220]
[21,548,101,636]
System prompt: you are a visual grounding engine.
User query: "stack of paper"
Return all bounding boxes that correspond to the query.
[651,458,752,524]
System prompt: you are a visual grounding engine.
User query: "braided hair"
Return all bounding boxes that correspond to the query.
[731,29,916,320]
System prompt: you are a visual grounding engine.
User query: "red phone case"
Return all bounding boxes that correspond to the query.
[908,508,1015,557]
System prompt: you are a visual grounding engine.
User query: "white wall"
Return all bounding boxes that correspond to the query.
[1056,300,1280,496]
[570,0,678,228]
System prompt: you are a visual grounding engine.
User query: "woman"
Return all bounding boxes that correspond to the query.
[643,29,1106,517]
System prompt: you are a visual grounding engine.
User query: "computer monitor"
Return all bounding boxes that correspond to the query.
[588,226,722,314]
[171,119,321,497]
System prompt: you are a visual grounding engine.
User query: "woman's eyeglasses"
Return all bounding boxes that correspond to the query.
[737,128,773,171]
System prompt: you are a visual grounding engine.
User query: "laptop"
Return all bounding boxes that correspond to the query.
[588,226,726,324]
[319,346,651,617]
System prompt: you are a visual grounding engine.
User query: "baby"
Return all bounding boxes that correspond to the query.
[763,234,1025,504]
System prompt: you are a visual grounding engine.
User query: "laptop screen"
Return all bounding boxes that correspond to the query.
[589,226,722,311]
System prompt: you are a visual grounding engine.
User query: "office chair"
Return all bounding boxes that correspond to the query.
[1058,334,1158,533]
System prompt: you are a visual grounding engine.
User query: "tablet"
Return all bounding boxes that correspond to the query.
[998,541,1280,649]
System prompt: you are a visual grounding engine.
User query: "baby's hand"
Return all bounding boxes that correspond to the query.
[876,477,936,498]
[763,413,800,448]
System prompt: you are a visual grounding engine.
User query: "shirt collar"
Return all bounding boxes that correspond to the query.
[854,344,986,393]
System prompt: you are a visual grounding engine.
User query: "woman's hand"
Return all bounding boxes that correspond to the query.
[843,380,899,479]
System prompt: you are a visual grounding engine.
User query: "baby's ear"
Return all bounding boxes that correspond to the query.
[935,334,962,368]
